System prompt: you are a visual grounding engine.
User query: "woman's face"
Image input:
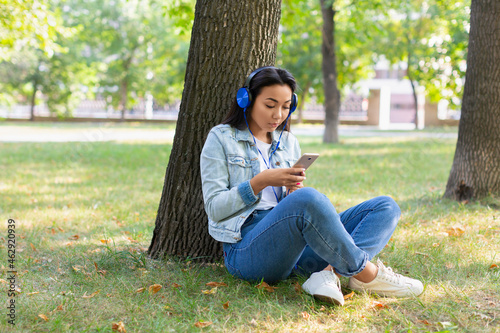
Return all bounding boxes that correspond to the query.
[248,84,293,140]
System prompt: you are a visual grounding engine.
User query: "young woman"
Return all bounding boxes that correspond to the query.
[200,67,423,305]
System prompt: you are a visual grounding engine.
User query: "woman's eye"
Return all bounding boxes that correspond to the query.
[266,105,275,109]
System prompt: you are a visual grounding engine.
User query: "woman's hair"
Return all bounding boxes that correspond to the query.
[222,67,297,131]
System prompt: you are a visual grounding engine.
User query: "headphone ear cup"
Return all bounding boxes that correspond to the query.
[290,93,298,113]
[236,87,252,109]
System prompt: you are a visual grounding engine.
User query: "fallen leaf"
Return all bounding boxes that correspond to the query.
[249,318,258,327]
[194,321,212,328]
[171,283,182,288]
[256,281,278,292]
[0,279,8,284]
[446,226,465,236]
[205,281,228,287]
[127,237,138,243]
[148,284,162,294]
[101,239,111,244]
[301,311,310,320]
[490,264,499,269]
[38,314,49,321]
[136,287,146,293]
[222,301,229,310]
[371,301,389,309]
[30,243,37,252]
[294,282,302,293]
[112,321,127,332]
[438,321,455,329]
[82,290,100,298]
[27,292,40,296]
[343,291,355,300]
[51,228,56,234]
[201,287,217,295]
[56,305,63,311]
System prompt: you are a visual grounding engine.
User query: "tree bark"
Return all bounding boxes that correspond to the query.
[321,0,340,143]
[444,0,500,201]
[407,52,419,128]
[148,0,282,260]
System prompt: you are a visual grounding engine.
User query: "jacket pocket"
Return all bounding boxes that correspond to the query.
[227,155,253,186]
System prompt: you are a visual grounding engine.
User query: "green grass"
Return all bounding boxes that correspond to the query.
[0,123,498,332]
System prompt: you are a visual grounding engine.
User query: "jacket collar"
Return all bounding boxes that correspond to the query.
[234,126,285,150]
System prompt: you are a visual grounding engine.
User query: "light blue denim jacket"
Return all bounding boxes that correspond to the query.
[200,124,301,243]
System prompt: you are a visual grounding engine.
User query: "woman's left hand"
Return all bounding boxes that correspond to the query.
[286,170,305,195]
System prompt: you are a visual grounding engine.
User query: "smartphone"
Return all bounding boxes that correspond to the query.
[292,153,319,170]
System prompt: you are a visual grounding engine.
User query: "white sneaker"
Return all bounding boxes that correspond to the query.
[348,259,424,297]
[302,270,344,306]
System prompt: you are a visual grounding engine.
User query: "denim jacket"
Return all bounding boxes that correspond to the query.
[200,124,301,243]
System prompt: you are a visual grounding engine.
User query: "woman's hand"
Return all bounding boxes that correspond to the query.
[250,168,306,195]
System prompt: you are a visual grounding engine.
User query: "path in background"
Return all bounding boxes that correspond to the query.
[0,123,457,142]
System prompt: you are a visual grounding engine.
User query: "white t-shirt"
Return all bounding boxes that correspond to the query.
[254,138,282,210]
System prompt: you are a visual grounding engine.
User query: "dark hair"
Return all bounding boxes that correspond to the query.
[222,67,297,131]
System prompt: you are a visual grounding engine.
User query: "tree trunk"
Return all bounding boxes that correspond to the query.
[444,0,500,201]
[148,0,282,261]
[30,82,37,121]
[406,53,419,128]
[321,0,340,143]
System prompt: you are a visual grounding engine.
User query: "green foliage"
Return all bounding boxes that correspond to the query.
[0,0,65,61]
[375,0,470,108]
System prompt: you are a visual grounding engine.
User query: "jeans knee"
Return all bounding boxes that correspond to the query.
[378,196,401,223]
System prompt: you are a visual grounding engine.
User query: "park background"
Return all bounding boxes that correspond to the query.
[1,0,499,332]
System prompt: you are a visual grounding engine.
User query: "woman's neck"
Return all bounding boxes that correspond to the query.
[253,131,272,144]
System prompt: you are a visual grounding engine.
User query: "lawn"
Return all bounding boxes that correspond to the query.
[0,123,498,332]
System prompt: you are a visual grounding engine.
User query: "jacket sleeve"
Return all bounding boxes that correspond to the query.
[200,130,258,222]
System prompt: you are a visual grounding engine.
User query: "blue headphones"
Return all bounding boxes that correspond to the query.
[236,66,298,112]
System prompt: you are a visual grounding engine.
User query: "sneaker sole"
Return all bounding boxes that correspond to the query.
[313,294,344,306]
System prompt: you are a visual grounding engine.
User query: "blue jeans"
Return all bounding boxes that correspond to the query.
[222,187,400,283]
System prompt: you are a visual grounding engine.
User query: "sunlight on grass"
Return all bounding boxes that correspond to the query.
[0,125,498,332]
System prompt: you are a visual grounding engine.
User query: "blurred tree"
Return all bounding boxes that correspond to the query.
[0,0,63,61]
[148,0,282,260]
[444,0,499,201]
[376,0,470,127]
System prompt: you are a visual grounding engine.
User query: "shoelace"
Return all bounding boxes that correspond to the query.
[324,270,341,290]
[377,260,405,284]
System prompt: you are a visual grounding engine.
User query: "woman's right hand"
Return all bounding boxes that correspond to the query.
[250,168,306,195]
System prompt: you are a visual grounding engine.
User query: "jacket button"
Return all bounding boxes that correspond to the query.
[276,162,280,166]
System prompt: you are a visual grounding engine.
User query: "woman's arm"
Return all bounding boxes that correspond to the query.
[200,131,258,222]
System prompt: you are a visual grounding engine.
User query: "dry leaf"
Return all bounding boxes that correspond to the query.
[490,264,499,269]
[127,237,138,243]
[30,243,37,252]
[171,283,182,288]
[112,321,127,332]
[69,235,79,240]
[82,290,100,298]
[51,228,56,234]
[136,287,146,293]
[0,279,8,284]
[56,305,63,311]
[419,319,431,325]
[371,301,389,309]
[256,281,278,292]
[38,314,49,321]
[194,321,212,328]
[205,281,228,287]
[222,301,229,310]
[294,282,302,293]
[201,287,217,295]
[148,284,162,294]
[27,292,40,296]
[301,311,310,320]
[101,239,111,244]
[446,226,465,236]
[343,291,355,300]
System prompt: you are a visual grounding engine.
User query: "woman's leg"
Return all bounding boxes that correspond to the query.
[294,196,400,276]
[223,187,368,283]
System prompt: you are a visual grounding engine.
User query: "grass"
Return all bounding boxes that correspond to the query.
[0,122,498,332]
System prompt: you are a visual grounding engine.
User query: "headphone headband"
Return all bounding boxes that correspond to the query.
[243,66,277,88]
